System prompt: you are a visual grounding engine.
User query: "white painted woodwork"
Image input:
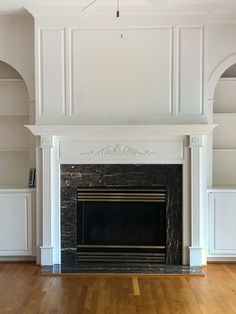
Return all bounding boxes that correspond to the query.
[214,79,236,113]
[34,16,207,124]
[189,135,206,266]
[0,190,33,256]
[208,191,236,256]
[213,150,236,185]
[177,26,204,115]
[26,124,215,266]
[71,28,173,117]
[58,139,184,164]
[213,114,236,149]
[38,29,66,117]
[39,136,54,265]
[0,80,29,115]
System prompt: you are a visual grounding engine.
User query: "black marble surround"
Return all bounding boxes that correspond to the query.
[61,164,182,266]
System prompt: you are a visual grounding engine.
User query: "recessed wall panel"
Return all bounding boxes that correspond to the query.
[71,28,173,117]
[177,26,204,115]
[39,29,66,116]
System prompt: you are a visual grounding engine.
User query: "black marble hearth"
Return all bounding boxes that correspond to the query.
[61,164,182,268]
[40,264,203,275]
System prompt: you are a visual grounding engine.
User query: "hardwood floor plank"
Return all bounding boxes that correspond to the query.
[0,263,236,313]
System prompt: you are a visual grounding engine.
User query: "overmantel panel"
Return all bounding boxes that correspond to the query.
[34,16,207,124]
[70,26,173,117]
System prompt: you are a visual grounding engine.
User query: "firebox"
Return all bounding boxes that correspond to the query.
[77,187,166,263]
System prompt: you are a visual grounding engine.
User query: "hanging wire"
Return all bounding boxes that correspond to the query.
[81,0,98,12]
[82,0,120,17]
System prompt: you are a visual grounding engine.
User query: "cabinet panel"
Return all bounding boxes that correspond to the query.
[209,192,236,255]
[0,192,32,255]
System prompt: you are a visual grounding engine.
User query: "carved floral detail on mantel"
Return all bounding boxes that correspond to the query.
[81,144,160,157]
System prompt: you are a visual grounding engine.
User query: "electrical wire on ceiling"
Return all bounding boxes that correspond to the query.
[82,0,120,17]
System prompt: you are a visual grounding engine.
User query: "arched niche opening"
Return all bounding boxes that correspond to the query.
[0,60,31,188]
[212,63,236,187]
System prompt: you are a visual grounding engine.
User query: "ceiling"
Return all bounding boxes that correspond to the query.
[0,0,236,16]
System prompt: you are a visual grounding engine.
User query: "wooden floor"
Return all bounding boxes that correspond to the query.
[0,263,236,313]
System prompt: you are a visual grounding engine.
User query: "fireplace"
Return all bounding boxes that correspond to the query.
[77,188,166,263]
[61,164,182,266]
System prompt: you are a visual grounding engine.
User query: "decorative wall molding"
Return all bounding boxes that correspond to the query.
[40,136,53,148]
[81,143,160,157]
[38,28,66,117]
[25,4,217,18]
[189,134,205,266]
[189,135,203,146]
[176,25,204,115]
[208,53,236,100]
[69,26,174,117]
[40,135,54,265]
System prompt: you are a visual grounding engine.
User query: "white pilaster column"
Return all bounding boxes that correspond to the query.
[189,135,205,266]
[40,136,54,265]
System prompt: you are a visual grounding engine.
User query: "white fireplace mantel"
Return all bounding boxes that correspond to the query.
[26,123,217,266]
[26,124,216,138]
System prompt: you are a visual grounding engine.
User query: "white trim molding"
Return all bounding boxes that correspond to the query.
[40,135,54,265]
[189,134,206,266]
[27,124,216,266]
[26,124,216,138]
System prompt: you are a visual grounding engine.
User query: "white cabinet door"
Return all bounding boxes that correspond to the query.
[209,192,236,255]
[0,192,32,255]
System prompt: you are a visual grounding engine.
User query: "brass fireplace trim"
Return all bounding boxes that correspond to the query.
[77,188,166,202]
[78,245,165,249]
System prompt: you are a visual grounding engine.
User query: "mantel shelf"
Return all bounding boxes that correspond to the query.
[26,124,217,138]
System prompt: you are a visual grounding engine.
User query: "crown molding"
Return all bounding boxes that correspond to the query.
[25,4,217,18]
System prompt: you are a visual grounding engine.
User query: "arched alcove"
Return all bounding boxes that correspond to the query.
[0,61,31,188]
[212,62,236,186]
[208,53,236,100]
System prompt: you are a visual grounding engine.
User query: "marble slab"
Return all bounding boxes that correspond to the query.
[61,164,182,266]
[40,263,203,276]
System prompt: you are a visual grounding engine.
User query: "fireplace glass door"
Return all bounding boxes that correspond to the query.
[77,188,166,263]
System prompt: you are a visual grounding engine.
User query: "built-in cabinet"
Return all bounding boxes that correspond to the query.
[208,76,236,261]
[0,62,35,258]
[208,189,236,260]
[0,189,35,256]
